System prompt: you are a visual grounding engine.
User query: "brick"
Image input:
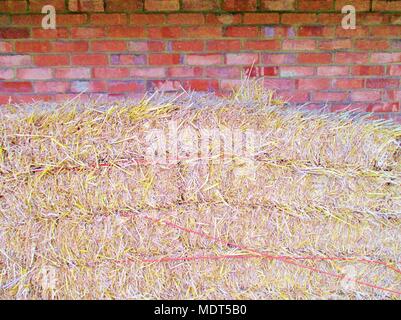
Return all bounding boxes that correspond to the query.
[0,95,11,104]
[264,26,295,37]
[72,54,109,65]
[260,67,279,77]
[171,41,205,52]
[167,14,205,25]
[335,26,368,38]
[128,41,165,52]
[70,80,107,92]
[222,0,257,11]
[145,0,180,11]
[262,53,296,64]
[0,81,33,93]
[0,55,31,66]
[91,40,126,51]
[335,53,369,64]
[0,42,13,53]
[298,53,332,64]
[314,92,348,102]
[319,39,352,50]
[93,67,130,78]
[0,68,14,80]
[370,53,401,63]
[245,66,278,77]
[297,79,331,90]
[108,81,145,93]
[55,68,91,79]
[106,0,143,11]
[298,26,334,37]
[373,0,401,11]
[264,78,296,90]
[0,28,29,39]
[51,41,89,52]
[90,13,127,25]
[355,39,389,50]
[226,53,259,65]
[261,0,296,11]
[186,54,222,65]
[225,26,259,38]
[317,66,349,76]
[17,68,52,80]
[280,66,315,77]
[387,90,401,101]
[10,12,56,26]
[34,55,70,66]
[56,14,88,26]
[352,65,385,76]
[0,1,27,13]
[148,27,182,39]
[205,13,242,25]
[298,0,334,11]
[131,67,166,78]
[281,14,318,24]
[11,15,43,26]
[150,80,181,91]
[110,54,146,65]
[34,81,70,93]
[243,13,280,24]
[31,0,66,12]
[205,66,241,79]
[334,79,364,89]
[129,14,166,25]
[366,78,399,89]
[15,41,51,53]
[149,54,181,65]
[335,0,370,11]
[182,79,219,92]
[0,14,10,25]
[207,40,241,52]
[167,66,202,78]
[106,26,146,38]
[245,40,280,51]
[184,26,222,38]
[359,13,387,25]
[317,13,342,24]
[181,0,220,11]
[367,102,400,113]
[68,0,104,12]
[388,65,401,76]
[351,91,381,102]
[371,26,401,37]
[32,28,69,39]
[71,27,105,38]
[283,40,316,51]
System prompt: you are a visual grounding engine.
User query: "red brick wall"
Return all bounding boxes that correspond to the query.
[0,0,400,118]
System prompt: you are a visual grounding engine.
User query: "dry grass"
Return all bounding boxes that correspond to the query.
[0,81,400,300]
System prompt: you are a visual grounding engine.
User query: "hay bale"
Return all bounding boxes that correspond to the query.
[0,82,400,299]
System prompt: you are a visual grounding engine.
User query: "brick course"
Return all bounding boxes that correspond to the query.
[0,0,400,119]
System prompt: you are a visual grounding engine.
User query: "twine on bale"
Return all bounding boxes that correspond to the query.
[116,211,401,297]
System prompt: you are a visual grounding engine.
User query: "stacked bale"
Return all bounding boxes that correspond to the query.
[0,84,400,299]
